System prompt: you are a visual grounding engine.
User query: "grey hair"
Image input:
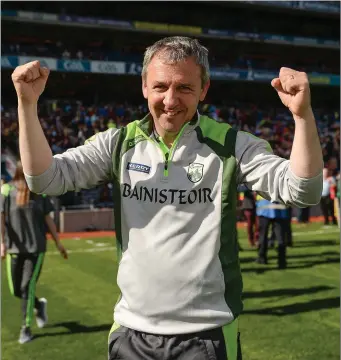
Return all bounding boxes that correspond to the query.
[142,36,210,87]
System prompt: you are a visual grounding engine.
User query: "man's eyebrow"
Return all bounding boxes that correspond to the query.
[178,83,194,87]
[152,81,167,86]
[152,81,194,87]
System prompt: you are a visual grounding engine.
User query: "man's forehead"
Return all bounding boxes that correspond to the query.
[147,55,201,81]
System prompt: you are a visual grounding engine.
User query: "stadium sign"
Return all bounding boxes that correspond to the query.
[1,56,18,68]
[2,56,339,86]
[126,62,143,75]
[91,61,125,74]
[58,60,91,72]
[19,56,57,70]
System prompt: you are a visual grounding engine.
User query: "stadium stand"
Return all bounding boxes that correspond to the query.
[1,1,339,226]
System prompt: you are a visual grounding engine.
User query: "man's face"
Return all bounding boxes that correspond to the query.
[142,54,210,134]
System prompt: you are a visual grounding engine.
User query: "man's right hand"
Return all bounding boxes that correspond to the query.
[11,60,50,105]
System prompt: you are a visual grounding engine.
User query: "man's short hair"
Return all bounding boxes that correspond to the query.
[142,36,210,87]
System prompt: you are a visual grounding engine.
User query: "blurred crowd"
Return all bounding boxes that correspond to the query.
[2,39,338,74]
[2,100,340,208]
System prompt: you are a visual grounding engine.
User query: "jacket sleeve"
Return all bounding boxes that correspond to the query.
[24,128,120,196]
[235,131,322,208]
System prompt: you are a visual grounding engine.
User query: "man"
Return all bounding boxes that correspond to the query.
[255,196,290,268]
[12,36,323,360]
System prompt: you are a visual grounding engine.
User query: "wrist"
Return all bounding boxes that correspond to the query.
[292,107,314,123]
[18,100,38,112]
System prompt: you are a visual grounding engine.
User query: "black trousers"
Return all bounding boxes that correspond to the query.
[6,253,45,328]
[108,325,242,360]
[258,217,286,266]
[320,196,337,225]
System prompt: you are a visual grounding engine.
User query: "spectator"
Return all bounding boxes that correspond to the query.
[320,167,338,225]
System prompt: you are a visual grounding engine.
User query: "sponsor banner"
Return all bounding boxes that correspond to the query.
[91,61,125,74]
[125,62,143,75]
[134,21,202,34]
[210,68,340,86]
[205,29,234,38]
[322,40,339,47]
[17,11,58,21]
[4,9,339,49]
[59,15,96,24]
[330,75,341,86]
[57,59,91,72]
[293,36,318,45]
[234,32,260,41]
[308,74,340,86]
[245,1,339,13]
[248,70,277,82]
[210,69,243,80]
[211,68,275,82]
[19,56,57,70]
[96,19,132,28]
[59,15,132,28]
[308,75,331,85]
[1,56,19,68]
[264,34,293,44]
[1,10,18,16]
[2,56,339,86]
[206,28,338,49]
[302,2,340,13]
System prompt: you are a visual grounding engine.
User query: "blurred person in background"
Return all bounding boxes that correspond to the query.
[12,36,323,360]
[320,167,338,226]
[239,187,259,248]
[255,196,290,268]
[1,161,68,344]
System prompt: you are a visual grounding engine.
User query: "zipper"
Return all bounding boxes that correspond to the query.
[164,153,169,177]
[137,123,189,177]
[159,123,189,177]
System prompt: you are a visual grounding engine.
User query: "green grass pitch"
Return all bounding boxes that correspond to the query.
[1,223,339,359]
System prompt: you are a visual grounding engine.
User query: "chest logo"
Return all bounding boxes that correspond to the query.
[187,163,204,183]
[127,162,151,174]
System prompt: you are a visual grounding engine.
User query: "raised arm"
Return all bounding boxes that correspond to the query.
[12,60,53,176]
[236,67,323,207]
[271,67,323,179]
[12,61,118,196]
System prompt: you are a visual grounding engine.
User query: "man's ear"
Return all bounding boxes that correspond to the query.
[142,79,148,99]
[199,79,210,102]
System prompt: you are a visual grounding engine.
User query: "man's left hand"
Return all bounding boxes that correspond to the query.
[271,67,311,118]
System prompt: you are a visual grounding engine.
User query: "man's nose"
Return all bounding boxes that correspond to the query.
[163,89,179,109]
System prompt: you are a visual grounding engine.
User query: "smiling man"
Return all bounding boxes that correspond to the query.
[142,48,209,146]
[12,36,323,359]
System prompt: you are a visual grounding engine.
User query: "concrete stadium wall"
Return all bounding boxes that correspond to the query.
[58,205,324,232]
[59,208,115,232]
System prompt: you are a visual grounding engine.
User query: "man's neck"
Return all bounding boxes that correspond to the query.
[162,133,177,148]
[153,125,177,148]
[151,111,199,148]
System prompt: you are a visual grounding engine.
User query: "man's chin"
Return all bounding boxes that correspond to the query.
[161,124,181,134]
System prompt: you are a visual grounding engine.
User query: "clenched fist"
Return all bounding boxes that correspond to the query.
[11,60,50,105]
[271,67,311,118]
